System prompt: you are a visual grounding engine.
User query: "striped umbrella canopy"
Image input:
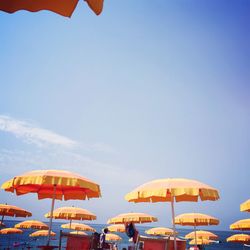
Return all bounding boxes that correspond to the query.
[61,222,95,232]
[107,212,157,224]
[15,220,48,230]
[0,0,104,17]
[240,199,250,212]
[230,219,250,231]
[145,227,177,236]
[106,233,122,242]
[107,224,126,233]
[0,228,23,234]
[189,238,212,245]
[30,230,56,237]
[227,234,250,244]
[185,230,218,240]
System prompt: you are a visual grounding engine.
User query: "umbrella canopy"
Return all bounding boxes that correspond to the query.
[1,169,101,245]
[107,224,126,233]
[107,212,157,224]
[227,234,250,244]
[106,233,122,242]
[69,231,87,235]
[174,213,219,226]
[185,230,218,240]
[45,206,96,221]
[1,170,101,200]
[15,220,48,230]
[145,227,177,236]
[0,0,104,17]
[30,230,56,237]
[125,178,219,250]
[240,199,250,212]
[0,204,32,218]
[230,219,250,231]
[0,228,23,234]
[189,238,212,245]
[61,222,95,232]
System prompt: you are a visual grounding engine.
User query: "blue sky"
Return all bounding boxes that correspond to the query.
[0,0,249,230]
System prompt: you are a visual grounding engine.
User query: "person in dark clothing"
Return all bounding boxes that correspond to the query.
[99,228,109,249]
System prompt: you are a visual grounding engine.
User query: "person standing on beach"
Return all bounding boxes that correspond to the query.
[99,227,109,249]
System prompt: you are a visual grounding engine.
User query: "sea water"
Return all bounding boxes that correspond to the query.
[0,220,246,249]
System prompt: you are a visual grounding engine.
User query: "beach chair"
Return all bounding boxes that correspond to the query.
[136,235,186,250]
[59,231,93,250]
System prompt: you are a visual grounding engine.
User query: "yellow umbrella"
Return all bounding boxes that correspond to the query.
[61,223,95,232]
[145,227,177,236]
[107,212,157,224]
[105,233,122,242]
[0,228,23,234]
[0,0,104,17]
[30,230,56,237]
[107,224,126,233]
[189,238,212,245]
[175,213,219,247]
[69,231,87,235]
[185,230,218,240]
[240,199,250,212]
[230,219,250,231]
[1,169,101,245]
[15,220,48,230]
[227,234,250,244]
[0,204,32,225]
[125,178,219,250]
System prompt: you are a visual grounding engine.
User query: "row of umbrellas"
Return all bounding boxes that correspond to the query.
[0,169,222,250]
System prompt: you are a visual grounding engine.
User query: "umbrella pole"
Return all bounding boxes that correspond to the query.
[194,225,197,248]
[0,214,4,226]
[47,184,57,246]
[171,197,177,250]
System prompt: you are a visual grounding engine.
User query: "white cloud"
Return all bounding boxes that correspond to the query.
[0,115,77,148]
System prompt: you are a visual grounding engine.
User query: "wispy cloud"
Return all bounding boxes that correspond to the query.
[0,115,77,148]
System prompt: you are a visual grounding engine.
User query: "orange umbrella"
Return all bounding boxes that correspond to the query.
[69,231,87,235]
[0,0,104,17]
[230,219,250,231]
[30,230,56,237]
[15,220,48,230]
[175,213,219,247]
[0,228,23,234]
[107,212,157,224]
[125,178,219,250]
[106,233,122,242]
[189,238,212,245]
[240,199,250,212]
[0,204,32,225]
[185,230,218,240]
[61,222,95,232]
[1,169,101,245]
[107,224,126,233]
[145,227,177,236]
[227,234,250,244]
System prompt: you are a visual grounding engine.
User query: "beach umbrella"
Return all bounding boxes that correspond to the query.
[61,222,96,232]
[230,219,250,231]
[0,228,23,249]
[107,224,126,233]
[29,230,56,237]
[185,230,218,240]
[105,233,122,242]
[0,204,32,225]
[227,234,250,244]
[0,0,104,17]
[69,231,87,235]
[145,227,177,236]
[15,220,49,230]
[189,238,212,245]
[175,213,219,247]
[125,178,219,250]
[1,169,101,245]
[241,200,250,212]
[107,212,157,224]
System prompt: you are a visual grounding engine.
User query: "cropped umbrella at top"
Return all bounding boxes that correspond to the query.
[0,0,104,17]
[1,169,101,245]
[125,178,219,250]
